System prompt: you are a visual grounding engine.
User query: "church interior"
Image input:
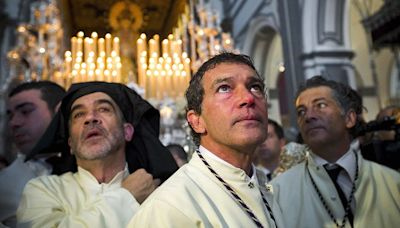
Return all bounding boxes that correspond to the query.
[0,0,399,154]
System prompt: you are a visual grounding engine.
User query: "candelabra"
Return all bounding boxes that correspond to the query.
[59,32,122,88]
[187,0,237,72]
[6,0,63,84]
[136,33,191,99]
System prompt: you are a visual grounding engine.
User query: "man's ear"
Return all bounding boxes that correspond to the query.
[124,123,134,141]
[345,110,357,129]
[187,110,206,134]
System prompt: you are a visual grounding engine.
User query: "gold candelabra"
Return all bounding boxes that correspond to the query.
[58,32,122,88]
[136,33,191,99]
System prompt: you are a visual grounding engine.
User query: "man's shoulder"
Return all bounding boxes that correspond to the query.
[26,172,76,189]
[142,163,212,206]
[272,162,307,184]
[362,158,400,180]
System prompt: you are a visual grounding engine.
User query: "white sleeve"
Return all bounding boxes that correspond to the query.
[127,199,196,228]
[17,178,140,228]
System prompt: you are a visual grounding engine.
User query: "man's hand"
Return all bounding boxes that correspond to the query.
[121,168,161,204]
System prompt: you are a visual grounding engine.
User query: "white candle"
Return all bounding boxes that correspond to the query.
[105,33,112,57]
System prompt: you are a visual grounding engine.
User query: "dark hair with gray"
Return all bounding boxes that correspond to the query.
[268,118,284,139]
[295,75,364,138]
[185,52,264,145]
[9,81,66,114]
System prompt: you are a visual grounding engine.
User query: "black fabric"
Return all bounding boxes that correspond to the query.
[266,173,272,182]
[324,165,354,226]
[28,81,178,181]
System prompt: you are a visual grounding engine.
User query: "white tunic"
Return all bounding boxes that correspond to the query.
[0,155,51,227]
[272,145,400,228]
[17,166,139,228]
[128,146,284,228]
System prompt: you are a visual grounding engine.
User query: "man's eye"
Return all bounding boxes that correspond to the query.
[250,84,264,94]
[72,112,85,119]
[297,109,305,117]
[98,107,111,113]
[21,108,34,116]
[217,85,231,93]
[317,103,327,108]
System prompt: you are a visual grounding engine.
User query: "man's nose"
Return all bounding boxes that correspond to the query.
[9,114,23,129]
[304,107,318,122]
[238,88,256,108]
[84,111,101,125]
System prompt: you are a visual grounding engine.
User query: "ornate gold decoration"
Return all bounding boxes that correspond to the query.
[109,1,143,31]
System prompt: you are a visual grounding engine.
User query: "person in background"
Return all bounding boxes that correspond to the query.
[254,118,285,181]
[16,82,178,227]
[272,76,400,228]
[128,52,284,227]
[0,81,65,227]
[167,144,188,167]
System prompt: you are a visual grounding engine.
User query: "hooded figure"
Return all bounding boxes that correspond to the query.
[27,81,178,181]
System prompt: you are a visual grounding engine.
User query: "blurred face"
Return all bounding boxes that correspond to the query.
[68,92,133,161]
[256,123,284,161]
[295,86,355,152]
[188,63,268,153]
[8,89,53,154]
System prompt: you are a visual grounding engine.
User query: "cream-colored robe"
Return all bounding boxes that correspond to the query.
[272,149,400,228]
[16,166,139,228]
[0,155,51,227]
[127,151,284,228]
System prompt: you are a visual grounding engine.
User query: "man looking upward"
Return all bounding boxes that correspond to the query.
[129,53,283,227]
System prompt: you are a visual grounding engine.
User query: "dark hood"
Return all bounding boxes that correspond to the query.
[28,81,178,181]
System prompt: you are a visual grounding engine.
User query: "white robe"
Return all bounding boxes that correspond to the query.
[127,149,284,228]
[0,155,51,227]
[272,148,400,228]
[16,166,139,228]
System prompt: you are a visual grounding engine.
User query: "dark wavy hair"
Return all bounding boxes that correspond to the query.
[185,52,263,145]
[295,76,364,138]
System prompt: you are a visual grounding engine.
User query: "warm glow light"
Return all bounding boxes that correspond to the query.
[62,32,122,88]
[137,33,192,99]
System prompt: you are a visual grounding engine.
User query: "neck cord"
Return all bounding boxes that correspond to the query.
[306,150,359,228]
[196,150,278,228]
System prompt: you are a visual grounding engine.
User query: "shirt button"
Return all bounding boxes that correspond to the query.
[331,195,337,201]
[248,182,255,188]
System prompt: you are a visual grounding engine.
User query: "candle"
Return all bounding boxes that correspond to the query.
[105,33,112,57]
[71,37,77,64]
[113,37,120,57]
[91,32,98,56]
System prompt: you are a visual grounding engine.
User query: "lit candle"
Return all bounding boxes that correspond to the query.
[104,69,110,82]
[91,32,98,56]
[113,37,120,57]
[98,38,105,55]
[105,33,112,57]
[95,69,103,81]
[71,37,77,64]
[162,39,169,58]
[77,37,83,56]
